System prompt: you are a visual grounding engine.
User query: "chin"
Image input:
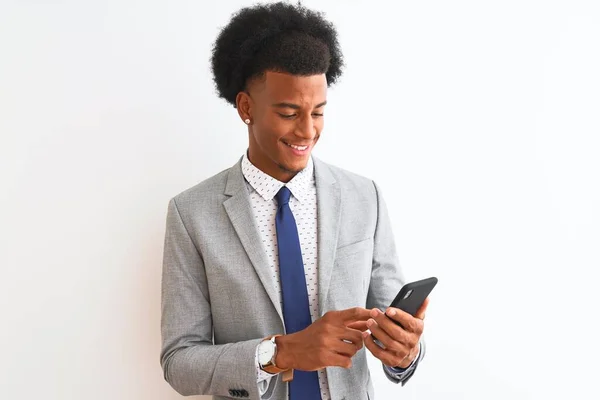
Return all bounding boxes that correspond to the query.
[279,158,308,174]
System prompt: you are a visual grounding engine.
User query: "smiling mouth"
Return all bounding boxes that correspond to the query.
[282,141,310,151]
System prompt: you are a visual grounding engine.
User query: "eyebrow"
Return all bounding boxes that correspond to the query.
[271,101,327,110]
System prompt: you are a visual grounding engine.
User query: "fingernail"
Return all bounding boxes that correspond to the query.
[366,319,374,327]
[387,308,396,316]
[370,309,379,318]
[362,331,369,339]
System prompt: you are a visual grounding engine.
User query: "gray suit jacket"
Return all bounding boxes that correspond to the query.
[160,157,424,400]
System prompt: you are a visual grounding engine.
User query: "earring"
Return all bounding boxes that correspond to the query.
[244,119,251,125]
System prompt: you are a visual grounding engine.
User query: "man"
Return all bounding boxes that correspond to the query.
[160,2,429,399]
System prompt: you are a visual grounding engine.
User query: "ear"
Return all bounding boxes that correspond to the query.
[236,91,252,123]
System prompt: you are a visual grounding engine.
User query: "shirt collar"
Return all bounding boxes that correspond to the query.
[241,151,314,204]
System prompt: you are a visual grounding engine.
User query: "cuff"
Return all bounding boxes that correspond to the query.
[256,342,277,397]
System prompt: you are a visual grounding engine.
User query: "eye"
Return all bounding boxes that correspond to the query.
[312,113,324,117]
[278,113,296,119]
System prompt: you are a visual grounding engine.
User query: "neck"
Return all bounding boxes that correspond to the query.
[246,149,299,183]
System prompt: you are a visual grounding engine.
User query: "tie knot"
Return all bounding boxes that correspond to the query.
[276,186,292,206]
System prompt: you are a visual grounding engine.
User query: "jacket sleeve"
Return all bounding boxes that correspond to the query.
[366,181,426,386]
[160,198,277,399]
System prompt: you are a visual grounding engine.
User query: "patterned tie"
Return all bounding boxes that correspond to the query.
[275,186,322,400]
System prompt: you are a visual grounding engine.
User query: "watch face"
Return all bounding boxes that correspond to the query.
[258,339,275,366]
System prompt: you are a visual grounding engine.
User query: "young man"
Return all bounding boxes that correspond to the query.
[160,3,429,399]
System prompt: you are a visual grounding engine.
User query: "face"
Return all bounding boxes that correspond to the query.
[237,71,327,183]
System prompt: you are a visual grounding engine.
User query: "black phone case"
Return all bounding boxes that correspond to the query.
[389,277,438,317]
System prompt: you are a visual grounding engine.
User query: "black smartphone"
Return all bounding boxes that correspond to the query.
[389,277,438,319]
[371,277,438,346]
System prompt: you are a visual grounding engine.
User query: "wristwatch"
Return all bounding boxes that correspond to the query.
[258,335,288,375]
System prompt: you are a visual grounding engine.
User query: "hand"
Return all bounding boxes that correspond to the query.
[363,297,429,368]
[275,307,372,371]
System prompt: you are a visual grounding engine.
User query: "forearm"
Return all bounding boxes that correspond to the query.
[162,338,263,397]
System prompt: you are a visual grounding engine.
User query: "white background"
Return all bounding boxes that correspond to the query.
[1,1,599,399]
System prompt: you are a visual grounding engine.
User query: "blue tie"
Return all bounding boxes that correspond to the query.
[275,187,322,400]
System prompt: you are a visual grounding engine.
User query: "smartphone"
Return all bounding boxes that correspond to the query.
[389,276,438,319]
[371,277,438,346]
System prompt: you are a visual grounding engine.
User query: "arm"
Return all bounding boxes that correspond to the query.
[160,198,277,398]
[365,181,426,385]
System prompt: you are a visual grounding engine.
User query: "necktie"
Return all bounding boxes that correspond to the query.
[275,187,322,400]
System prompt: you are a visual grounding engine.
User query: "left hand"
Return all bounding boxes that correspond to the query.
[362,297,429,368]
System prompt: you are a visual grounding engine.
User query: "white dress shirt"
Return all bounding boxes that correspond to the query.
[241,153,418,399]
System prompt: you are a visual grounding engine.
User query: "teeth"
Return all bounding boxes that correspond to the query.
[286,142,308,150]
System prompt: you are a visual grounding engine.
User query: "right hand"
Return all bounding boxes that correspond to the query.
[275,307,372,371]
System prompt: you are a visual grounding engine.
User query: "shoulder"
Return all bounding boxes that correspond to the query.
[314,157,377,194]
[169,160,239,214]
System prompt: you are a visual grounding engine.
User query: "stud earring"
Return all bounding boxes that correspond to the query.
[244,119,251,125]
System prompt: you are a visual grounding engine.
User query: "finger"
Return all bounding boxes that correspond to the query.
[362,332,401,367]
[341,327,366,347]
[346,320,369,332]
[384,307,424,334]
[371,308,408,340]
[336,307,372,323]
[366,318,408,353]
[328,352,354,369]
[414,297,429,320]
[333,338,363,357]
[372,310,420,349]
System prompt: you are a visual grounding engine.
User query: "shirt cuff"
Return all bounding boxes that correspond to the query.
[256,342,277,396]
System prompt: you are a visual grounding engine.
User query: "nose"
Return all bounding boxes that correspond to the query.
[294,114,317,140]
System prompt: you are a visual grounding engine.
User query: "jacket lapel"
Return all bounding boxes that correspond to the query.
[313,158,342,316]
[223,159,284,323]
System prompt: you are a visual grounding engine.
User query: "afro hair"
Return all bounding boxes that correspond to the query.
[210,1,344,107]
